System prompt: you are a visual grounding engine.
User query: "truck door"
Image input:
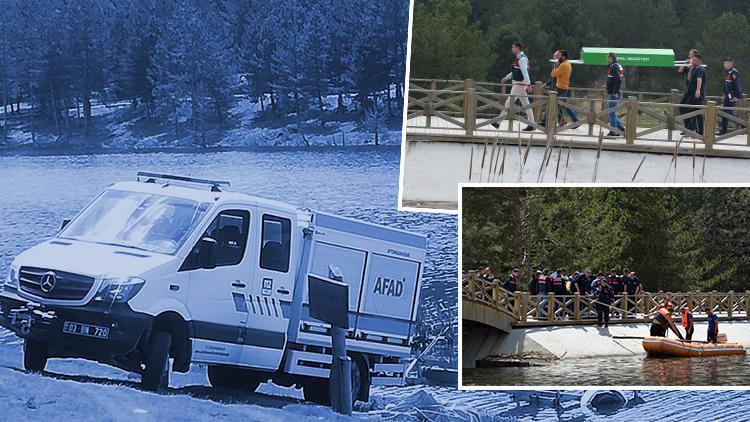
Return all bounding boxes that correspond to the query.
[183,208,254,365]
[237,212,294,370]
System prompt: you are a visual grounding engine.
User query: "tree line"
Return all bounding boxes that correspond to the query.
[0,0,408,144]
[462,187,750,293]
[411,0,750,94]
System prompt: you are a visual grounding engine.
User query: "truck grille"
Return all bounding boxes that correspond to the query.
[19,267,95,300]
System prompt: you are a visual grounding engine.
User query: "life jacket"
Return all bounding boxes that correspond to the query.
[681,307,692,328]
[553,277,563,286]
[511,52,530,83]
[655,307,671,326]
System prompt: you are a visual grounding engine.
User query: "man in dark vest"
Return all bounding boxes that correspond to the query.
[719,56,742,136]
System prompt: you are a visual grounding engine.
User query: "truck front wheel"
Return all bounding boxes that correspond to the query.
[23,338,48,372]
[142,331,171,392]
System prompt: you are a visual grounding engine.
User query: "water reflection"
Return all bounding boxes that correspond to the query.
[464,354,750,387]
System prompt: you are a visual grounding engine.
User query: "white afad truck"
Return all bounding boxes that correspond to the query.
[0,172,427,404]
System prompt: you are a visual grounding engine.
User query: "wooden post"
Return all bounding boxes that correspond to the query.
[547,293,555,321]
[464,87,477,136]
[588,100,596,136]
[746,291,750,319]
[520,292,528,322]
[668,89,680,141]
[710,290,717,311]
[728,290,735,318]
[704,101,717,149]
[622,292,628,319]
[688,292,694,312]
[573,293,581,320]
[637,293,644,317]
[425,80,437,128]
[514,292,522,319]
[625,96,638,144]
[668,89,680,131]
[532,84,543,122]
[546,91,558,135]
[330,326,353,416]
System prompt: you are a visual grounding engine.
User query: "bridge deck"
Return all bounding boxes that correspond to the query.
[407,116,750,158]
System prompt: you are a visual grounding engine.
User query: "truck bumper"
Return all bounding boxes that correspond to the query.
[0,290,151,361]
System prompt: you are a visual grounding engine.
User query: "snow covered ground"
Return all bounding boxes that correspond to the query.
[0,330,487,421]
[4,325,750,422]
[1,95,402,151]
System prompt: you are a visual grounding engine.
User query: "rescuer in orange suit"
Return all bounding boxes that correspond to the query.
[650,306,684,339]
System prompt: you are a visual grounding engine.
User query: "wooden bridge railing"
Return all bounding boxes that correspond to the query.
[462,274,750,326]
[409,78,750,156]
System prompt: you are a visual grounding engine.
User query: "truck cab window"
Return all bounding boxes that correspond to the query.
[181,210,250,271]
[260,215,291,272]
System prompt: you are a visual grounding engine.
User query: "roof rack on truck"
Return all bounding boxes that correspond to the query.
[136,171,230,192]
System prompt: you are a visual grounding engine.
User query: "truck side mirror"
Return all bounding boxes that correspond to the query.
[198,237,217,269]
[61,218,71,231]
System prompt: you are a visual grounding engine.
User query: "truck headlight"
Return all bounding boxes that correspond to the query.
[4,266,19,290]
[95,277,145,304]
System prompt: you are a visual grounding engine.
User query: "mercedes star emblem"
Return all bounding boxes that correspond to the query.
[40,271,57,293]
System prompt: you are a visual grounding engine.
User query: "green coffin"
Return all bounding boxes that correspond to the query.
[580,47,676,67]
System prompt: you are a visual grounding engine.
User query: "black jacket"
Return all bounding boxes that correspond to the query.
[606,61,623,94]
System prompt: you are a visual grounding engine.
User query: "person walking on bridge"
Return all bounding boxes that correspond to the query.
[650,306,684,340]
[497,42,536,132]
[605,52,626,138]
[678,49,699,135]
[546,50,580,127]
[719,56,742,136]
[685,54,707,136]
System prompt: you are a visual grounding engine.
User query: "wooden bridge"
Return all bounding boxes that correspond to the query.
[463,274,750,328]
[407,78,750,158]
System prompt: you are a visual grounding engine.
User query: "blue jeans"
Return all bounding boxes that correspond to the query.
[557,89,579,122]
[538,289,548,317]
[608,93,624,130]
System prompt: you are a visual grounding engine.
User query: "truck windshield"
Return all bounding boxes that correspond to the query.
[60,190,210,255]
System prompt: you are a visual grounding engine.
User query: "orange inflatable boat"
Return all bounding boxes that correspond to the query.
[642,336,747,357]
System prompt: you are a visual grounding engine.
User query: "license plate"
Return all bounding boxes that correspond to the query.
[62,321,109,339]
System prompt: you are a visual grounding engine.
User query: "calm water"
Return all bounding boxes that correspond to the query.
[0,147,458,361]
[464,354,750,387]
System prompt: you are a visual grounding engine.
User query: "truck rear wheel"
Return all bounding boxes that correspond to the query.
[303,356,366,405]
[142,331,171,392]
[207,365,262,393]
[23,338,48,372]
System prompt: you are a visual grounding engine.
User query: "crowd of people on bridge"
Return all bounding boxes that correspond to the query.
[495,41,743,138]
[477,265,722,343]
[478,266,642,327]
